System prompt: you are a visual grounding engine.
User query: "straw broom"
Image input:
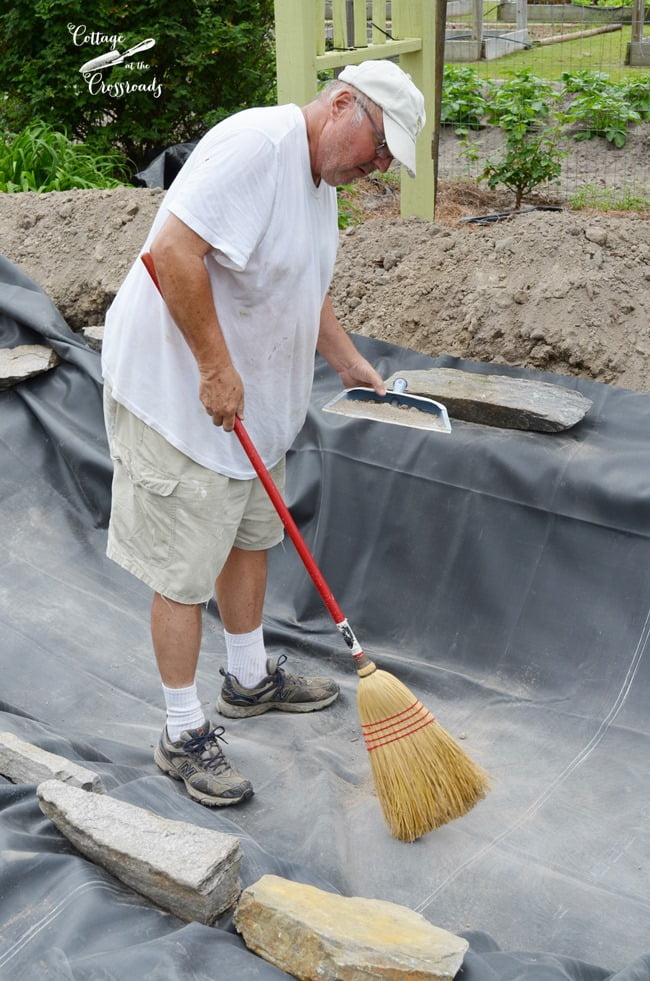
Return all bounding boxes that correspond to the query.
[356,661,490,841]
[141,252,490,841]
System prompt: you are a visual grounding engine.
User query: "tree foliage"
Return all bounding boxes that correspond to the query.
[0,1,276,174]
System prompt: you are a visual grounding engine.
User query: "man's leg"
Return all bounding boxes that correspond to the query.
[216,547,269,689]
[216,546,268,634]
[151,593,206,740]
[151,589,254,806]
[214,549,340,720]
[151,592,202,687]
[104,389,253,806]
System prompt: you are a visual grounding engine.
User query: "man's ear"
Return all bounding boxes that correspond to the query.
[330,88,355,120]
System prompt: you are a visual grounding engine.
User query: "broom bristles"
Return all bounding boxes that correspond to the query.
[357,667,490,842]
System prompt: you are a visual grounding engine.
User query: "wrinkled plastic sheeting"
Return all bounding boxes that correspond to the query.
[1,254,650,979]
[133,141,197,189]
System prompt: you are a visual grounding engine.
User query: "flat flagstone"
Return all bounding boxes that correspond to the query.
[234,873,468,980]
[37,779,242,924]
[0,731,104,792]
[385,367,592,432]
[0,344,60,390]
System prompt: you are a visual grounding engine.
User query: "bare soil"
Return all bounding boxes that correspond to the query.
[1,123,648,392]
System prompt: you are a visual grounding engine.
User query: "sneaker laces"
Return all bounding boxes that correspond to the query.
[183,726,233,775]
[272,653,307,688]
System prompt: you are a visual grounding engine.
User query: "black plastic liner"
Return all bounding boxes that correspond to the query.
[1,256,649,979]
[133,142,198,189]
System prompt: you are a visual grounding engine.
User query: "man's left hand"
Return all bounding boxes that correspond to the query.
[337,356,387,396]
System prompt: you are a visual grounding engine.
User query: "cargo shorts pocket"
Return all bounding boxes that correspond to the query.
[110,449,181,569]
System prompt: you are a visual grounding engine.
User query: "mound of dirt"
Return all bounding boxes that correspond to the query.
[331,208,650,390]
[0,164,648,392]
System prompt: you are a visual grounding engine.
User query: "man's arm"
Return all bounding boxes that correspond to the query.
[149,214,243,430]
[317,295,387,395]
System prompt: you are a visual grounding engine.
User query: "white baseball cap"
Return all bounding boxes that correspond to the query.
[338,60,426,177]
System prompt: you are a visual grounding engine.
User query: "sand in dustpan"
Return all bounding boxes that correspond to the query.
[324,398,449,432]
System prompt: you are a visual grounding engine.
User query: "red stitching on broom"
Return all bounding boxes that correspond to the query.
[363,714,435,751]
[361,700,433,735]
[360,699,421,728]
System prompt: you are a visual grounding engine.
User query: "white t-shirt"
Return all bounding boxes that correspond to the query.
[102,104,338,478]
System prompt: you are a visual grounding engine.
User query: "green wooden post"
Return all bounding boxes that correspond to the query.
[372,0,388,43]
[394,0,436,220]
[353,0,368,46]
[274,0,319,104]
[274,0,437,219]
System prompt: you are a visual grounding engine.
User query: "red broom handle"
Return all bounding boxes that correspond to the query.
[140,253,367,663]
[232,416,344,623]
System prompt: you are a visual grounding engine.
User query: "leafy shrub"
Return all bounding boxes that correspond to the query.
[0,1,276,174]
[477,131,565,208]
[485,70,559,137]
[441,66,488,135]
[0,122,130,192]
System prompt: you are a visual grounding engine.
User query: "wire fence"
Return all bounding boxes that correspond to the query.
[323,1,650,205]
[440,0,650,203]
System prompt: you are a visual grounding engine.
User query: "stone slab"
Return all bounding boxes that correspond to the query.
[0,344,60,390]
[37,779,241,924]
[0,731,104,792]
[234,874,468,980]
[81,324,104,351]
[385,367,592,432]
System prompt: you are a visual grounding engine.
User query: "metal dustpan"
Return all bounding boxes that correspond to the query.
[323,377,451,434]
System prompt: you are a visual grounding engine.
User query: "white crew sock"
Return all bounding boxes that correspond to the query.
[224,625,267,688]
[161,682,205,742]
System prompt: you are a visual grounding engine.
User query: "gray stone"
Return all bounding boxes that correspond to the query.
[0,731,104,792]
[0,344,60,390]
[234,874,468,980]
[384,368,592,432]
[82,324,104,351]
[37,779,241,924]
[585,226,608,247]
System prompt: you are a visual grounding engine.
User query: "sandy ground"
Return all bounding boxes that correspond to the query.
[1,123,648,391]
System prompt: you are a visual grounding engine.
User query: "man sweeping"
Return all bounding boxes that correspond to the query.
[101,60,426,808]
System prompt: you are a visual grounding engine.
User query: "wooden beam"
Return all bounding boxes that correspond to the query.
[316,37,422,70]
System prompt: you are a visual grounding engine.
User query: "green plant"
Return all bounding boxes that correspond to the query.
[477,131,565,209]
[441,65,488,135]
[618,75,650,121]
[485,70,559,136]
[560,69,612,95]
[560,88,641,147]
[0,1,276,174]
[337,184,363,229]
[0,121,130,192]
[569,183,650,212]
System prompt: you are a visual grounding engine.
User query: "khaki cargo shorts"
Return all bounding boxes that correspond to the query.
[103,386,285,604]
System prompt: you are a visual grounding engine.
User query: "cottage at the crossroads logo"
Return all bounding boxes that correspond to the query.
[70,24,162,99]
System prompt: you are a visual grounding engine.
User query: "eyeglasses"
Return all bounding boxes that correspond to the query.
[356,98,392,161]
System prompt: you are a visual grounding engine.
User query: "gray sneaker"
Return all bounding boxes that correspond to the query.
[216,654,340,719]
[154,720,253,806]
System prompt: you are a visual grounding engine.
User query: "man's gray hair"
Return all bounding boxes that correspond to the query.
[320,78,371,125]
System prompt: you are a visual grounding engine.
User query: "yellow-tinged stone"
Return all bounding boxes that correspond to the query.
[234,874,468,980]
